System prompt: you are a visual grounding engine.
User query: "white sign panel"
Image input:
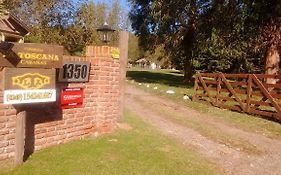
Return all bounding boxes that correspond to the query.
[4,89,56,104]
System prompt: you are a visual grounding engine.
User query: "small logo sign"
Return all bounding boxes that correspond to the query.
[12,73,51,89]
[111,48,120,59]
[61,87,84,109]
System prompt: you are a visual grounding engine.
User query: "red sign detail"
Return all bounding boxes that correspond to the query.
[61,87,83,109]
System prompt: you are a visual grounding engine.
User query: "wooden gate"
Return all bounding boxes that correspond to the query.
[193,73,281,121]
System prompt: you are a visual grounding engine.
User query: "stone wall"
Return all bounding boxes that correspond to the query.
[0,46,121,161]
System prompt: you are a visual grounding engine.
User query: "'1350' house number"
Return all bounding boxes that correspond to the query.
[58,61,90,83]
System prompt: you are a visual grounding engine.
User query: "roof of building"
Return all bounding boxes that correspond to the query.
[0,11,29,38]
[136,58,148,63]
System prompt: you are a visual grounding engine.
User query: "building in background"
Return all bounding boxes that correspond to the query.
[0,12,29,43]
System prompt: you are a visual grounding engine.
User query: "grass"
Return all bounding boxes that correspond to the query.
[127,68,281,139]
[0,109,221,175]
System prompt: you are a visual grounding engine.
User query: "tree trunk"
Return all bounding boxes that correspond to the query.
[182,0,197,83]
[265,44,280,84]
[183,58,193,83]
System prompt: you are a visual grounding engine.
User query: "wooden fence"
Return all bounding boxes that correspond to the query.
[193,73,281,121]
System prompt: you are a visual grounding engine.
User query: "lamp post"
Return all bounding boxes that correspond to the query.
[96,22,115,43]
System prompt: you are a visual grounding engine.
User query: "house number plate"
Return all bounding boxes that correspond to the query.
[58,61,90,83]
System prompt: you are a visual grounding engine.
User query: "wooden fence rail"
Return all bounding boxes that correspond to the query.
[193,72,281,121]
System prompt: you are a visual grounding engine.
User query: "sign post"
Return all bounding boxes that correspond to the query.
[118,31,129,122]
[15,110,26,165]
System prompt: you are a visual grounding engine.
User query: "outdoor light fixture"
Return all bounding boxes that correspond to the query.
[97,22,115,43]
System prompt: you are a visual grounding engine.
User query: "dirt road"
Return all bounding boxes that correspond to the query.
[125,85,281,175]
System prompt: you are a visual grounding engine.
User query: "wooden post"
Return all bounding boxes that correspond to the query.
[118,31,129,122]
[216,74,222,107]
[246,75,252,113]
[15,110,26,165]
[192,73,199,101]
[1,33,5,42]
[18,37,24,43]
[252,75,281,118]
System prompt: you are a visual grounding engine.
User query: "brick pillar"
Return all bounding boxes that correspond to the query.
[86,46,120,133]
[86,46,117,58]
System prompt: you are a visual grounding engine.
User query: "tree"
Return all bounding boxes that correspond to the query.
[66,1,106,54]
[4,0,128,55]
[128,33,142,62]
[129,0,199,82]
[3,0,21,10]
[0,0,5,16]
[4,0,75,45]
[70,0,126,53]
[193,0,262,73]
[251,0,281,83]
[129,0,281,81]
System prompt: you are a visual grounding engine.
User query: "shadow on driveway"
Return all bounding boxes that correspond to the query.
[126,70,193,88]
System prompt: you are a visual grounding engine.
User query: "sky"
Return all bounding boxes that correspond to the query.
[76,0,131,12]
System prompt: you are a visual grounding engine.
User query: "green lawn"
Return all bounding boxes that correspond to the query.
[127,69,281,139]
[0,110,221,175]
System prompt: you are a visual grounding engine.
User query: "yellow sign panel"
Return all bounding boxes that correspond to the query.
[12,73,51,89]
[111,48,120,59]
[3,68,55,90]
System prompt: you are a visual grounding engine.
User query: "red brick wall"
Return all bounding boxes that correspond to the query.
[0,46,121,161]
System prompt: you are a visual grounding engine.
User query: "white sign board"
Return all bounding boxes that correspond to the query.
[4,89,56,104]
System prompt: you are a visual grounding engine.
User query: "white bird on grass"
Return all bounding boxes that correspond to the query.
[166,90,175,94]
[183,94,190,100]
